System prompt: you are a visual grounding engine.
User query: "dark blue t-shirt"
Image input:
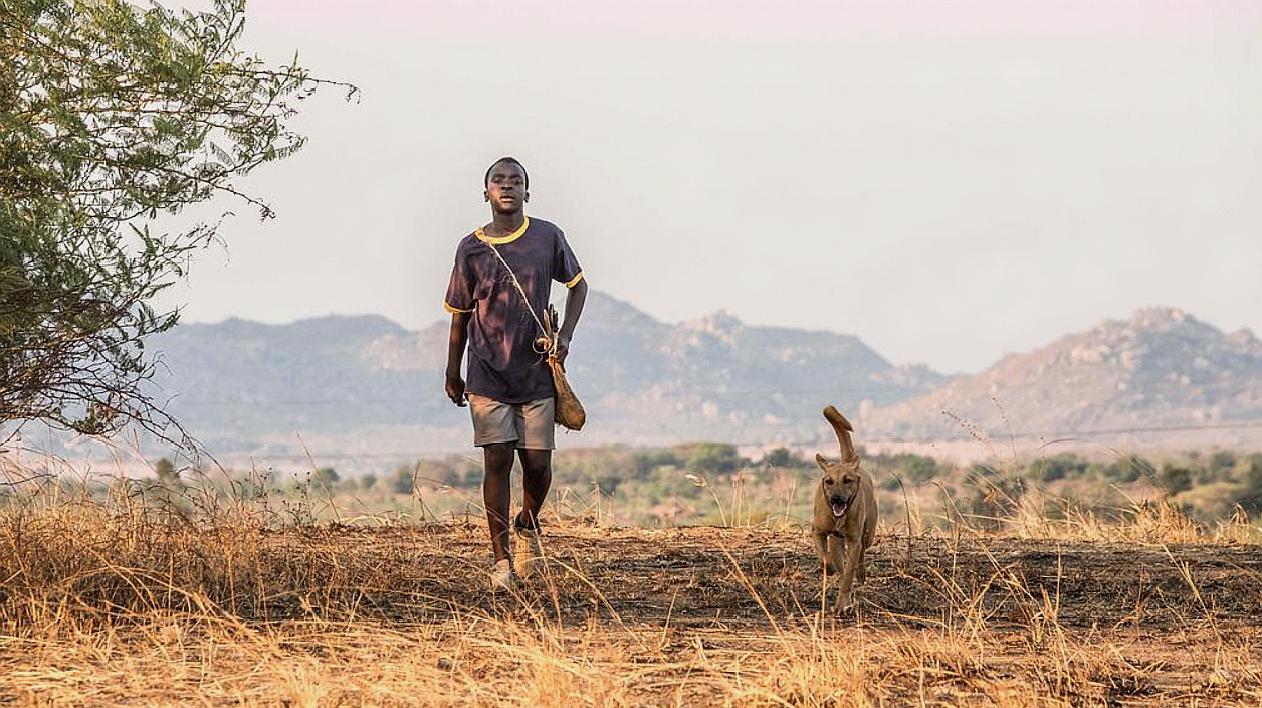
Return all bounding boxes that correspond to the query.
[444,217,584,403]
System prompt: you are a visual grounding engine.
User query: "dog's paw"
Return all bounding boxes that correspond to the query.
[835,591,856,611]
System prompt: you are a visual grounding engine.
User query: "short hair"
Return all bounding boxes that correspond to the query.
[484,156,529,190]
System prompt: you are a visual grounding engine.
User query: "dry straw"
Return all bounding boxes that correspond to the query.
[0,458,1259,706]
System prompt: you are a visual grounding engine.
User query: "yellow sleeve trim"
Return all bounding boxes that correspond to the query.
[444,301,474,314]
[564,271,585,288]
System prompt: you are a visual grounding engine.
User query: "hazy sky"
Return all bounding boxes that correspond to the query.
[162,1,1262,373]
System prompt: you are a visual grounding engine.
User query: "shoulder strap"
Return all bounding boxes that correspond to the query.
[482,240,557,356]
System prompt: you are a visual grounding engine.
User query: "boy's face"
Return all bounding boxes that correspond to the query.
[484,161,528,215]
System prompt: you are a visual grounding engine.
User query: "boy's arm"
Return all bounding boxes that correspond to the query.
[555,279,588,366]
[445,311,471,406]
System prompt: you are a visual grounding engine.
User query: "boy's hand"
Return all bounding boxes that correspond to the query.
[554,334,571,367]
[445,374,467,406]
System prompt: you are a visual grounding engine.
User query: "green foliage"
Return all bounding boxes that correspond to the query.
[863,451,942,490]
[1100,455,1152,483]
[634,448,683,475]
[154,457,178,484]
[1158,462,1194,495]
[313,467,339,487]
[360,473,377,490]
[887,453,940,483]
[685,443,744,475]
[1037,454,1089,482]
[392,465,414,495]
[416,457,476,488]
[0,0,353,441]
[1237,454,1262,514]
[1209,450,1237,475]
[763,447,801,468]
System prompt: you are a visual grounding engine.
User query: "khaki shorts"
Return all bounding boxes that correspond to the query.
[467,394,556,450]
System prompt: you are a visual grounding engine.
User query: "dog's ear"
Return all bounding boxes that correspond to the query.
[815,452,828,469]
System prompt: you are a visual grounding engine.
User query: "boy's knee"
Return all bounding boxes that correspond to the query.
[483,443,515,469]
[519,449,552,475]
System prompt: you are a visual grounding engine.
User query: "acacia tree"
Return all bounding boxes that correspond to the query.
[0,0,354,444]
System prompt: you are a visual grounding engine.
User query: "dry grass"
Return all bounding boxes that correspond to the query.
[1,480,1260,706]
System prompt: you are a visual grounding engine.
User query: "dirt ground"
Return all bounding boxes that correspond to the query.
[268,523,1259,624]
[3,519,1261,706]
[244,523,1262,703]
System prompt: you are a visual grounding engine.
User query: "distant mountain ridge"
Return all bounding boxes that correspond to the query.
[144,294,1262,459]
[148,291,948,454]
[865,307,1262,443]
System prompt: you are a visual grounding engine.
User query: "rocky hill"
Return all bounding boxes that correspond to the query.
[147,291,949,456]
[863,307,1262,445]
[137,299,1262,461]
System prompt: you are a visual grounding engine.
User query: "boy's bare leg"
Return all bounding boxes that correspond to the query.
[482,442,515,561]
[516,448,552,529]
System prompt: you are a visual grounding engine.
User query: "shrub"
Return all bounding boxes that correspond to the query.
[1158,463,1193,495]
[685,443,744,475]
[894,453,940,483]
[1038,454,1089,482]
[1237,454,1262,514]
[313,467,340,487]
[1099,455,1152,483]
[763,447,800,468]
[154,458,180,485]
[1209,450,1237,475]
[392,465,414,495]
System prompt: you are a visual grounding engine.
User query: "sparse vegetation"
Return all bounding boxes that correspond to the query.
[0,459,1258,706]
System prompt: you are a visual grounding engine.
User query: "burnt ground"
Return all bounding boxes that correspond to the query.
[274,523,1260,704]
[4,520,1261,705]
[266,523,1262,632]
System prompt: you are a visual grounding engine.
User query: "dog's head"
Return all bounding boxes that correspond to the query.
[815,454,862,518]
[817,404,861,518]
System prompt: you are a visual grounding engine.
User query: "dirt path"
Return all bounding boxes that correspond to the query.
[274,523,1262,629]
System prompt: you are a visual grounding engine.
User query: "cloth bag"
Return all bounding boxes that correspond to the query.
[541,306,586,431]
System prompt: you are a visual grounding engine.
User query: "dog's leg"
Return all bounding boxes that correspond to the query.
[813,532,833,574]
[826,535,846,579]
[836,538,863,608]
[856,546,867,585]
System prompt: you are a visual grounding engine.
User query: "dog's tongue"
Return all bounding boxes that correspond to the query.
[831,501,848,518]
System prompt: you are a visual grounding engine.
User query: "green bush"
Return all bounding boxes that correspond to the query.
[685,443,744,475]
[154,458,180,485]
[1158,462,1193,495]
[1037,454,1089,482]
[763,448,800,469]
[313,467,340,488]
[1097,455,1152,483]
[1237,454,1262,514]
[892,453,940,483]
[392,465,414,495]
[634,449,683,476]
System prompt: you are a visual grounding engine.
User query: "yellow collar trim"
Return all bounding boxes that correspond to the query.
[475,216,530,245]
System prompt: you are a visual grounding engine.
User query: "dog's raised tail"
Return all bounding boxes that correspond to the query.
[823,405,859,464]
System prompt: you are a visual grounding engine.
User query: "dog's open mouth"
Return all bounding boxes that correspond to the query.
[830,500,849,518]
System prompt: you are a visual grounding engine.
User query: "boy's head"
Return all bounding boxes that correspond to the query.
[483,157,529,214]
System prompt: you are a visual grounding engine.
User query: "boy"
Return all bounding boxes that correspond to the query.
[442,157,589,589]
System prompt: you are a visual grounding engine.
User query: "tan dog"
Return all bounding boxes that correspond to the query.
[812,405,876,608]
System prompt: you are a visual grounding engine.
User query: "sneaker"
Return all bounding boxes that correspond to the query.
[488,558,516,591]
[513,524,545,579]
